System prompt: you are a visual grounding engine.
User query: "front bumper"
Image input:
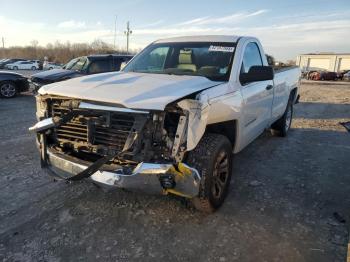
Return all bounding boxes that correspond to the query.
[28,80,43,91]
[46,149,201,198]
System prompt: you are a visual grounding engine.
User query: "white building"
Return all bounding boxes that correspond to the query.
[296,53,350,72]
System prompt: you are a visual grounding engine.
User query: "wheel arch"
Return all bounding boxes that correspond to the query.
[0,80,16,86]
[205,120,237,149]
[290,87,298,104]
[290,87,297,97]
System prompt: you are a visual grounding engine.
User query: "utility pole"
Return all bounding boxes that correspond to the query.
[124,21,132,54]
[113,15,117,50]
[1,37,4,49]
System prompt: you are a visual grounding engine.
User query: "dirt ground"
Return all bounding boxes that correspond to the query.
[0,82,349,262]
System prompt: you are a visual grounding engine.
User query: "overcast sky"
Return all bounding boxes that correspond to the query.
[0,0,349,61]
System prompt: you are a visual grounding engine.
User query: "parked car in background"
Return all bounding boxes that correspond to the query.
[30,54,133,91]
[30,60,43,70]
[0,59,26,69]
[309,71,321,81]
[43,62,62,70]
[320,71,338,81]
[343,71,350,81]
[307,71,341,81]
[0,71,29,98]
[337,70,349,80]
[6,60,39,70]
[306,70,318,80]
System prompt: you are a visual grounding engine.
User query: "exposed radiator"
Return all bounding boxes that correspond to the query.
[51,102,135,152]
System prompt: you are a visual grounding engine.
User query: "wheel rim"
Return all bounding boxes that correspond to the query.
[211,150,229,200]
[285,104,292,131]
[1,83,16,97]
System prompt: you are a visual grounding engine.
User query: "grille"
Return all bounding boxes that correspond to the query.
[51,103,135,152]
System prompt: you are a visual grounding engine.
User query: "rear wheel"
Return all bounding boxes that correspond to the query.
[31,66,36,70]
[271,96,293,137]
[13,66,18,70]
[186,133,233,213]
[0,81,17,98]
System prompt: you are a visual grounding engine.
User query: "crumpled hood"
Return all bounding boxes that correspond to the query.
[31,69,80,81]
[39,72,221,110]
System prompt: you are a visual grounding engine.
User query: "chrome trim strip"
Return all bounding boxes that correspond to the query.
[79,102,149,114]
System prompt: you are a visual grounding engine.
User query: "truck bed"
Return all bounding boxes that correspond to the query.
[274,66,300,91]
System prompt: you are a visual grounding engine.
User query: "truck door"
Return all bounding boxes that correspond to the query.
[240,42,274,144]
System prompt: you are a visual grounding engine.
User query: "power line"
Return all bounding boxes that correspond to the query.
[124,21,132,54]
[113,15,117,50]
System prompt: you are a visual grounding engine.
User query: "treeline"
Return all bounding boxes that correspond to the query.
[0,39,134,64]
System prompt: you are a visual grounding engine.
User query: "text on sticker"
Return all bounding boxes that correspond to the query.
[209,46,235,53]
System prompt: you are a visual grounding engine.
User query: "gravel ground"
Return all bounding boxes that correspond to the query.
[0,82,349,262]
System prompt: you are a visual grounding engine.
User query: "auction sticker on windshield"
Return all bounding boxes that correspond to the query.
[209,46,235,52]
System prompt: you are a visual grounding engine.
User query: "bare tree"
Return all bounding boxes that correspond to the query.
[30,40,39,48]
[266,54,275,66]
[0,39,133,63]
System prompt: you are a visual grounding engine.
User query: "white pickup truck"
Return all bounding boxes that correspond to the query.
[30,35,300,212]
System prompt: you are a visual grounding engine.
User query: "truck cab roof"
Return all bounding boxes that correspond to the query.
[154,35,242,44]
[87,54,134,60]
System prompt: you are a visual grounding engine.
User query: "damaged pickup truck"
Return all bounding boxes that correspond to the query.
[30,35,300,212]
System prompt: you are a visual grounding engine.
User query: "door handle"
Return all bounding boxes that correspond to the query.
[266,85,273,90]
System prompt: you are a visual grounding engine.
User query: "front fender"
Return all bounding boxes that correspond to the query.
[177,99,210,151]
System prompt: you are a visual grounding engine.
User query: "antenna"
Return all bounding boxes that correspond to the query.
[124,21,132,54]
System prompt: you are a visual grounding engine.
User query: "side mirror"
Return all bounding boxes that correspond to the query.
[240,66,274,85]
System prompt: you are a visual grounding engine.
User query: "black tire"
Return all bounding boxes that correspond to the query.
[0,81,17,98]
[31,66,36,70]
[271,95,294,137]
[13,66,18,70]
[186,133,233,213]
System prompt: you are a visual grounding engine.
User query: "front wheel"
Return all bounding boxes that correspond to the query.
[271,96,293,137]
[0,81,17,98]
[31,66,36,70]
[13,66,18,70]
[186,133,233,213]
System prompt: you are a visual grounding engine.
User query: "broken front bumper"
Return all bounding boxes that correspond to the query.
[28,79,44,92]
[46,150,201,198]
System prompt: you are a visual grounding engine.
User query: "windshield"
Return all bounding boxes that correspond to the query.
[64,57,88,71]
[123,42,236,81]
